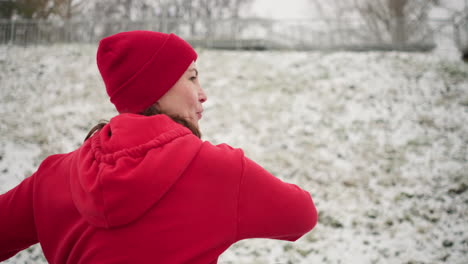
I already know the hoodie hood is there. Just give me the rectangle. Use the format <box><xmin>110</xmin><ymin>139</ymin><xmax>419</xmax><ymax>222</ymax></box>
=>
<box><xmin>70</xmin><ymin>114</ymin><xmax>202</xmax><ymax>228</ymax></box>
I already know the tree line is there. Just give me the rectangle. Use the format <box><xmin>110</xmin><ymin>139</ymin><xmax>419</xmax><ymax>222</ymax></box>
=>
<box><xmin>310</xmin><ymin>0</ymin><xmax>442</xmax><ymax>45</ymax></box>
<box><xmin>1</xmin><ymin>0</ymin><xmax>465</xmax><ymax>52</ymax></box>
<box><xmin>0</xmin><ymin>0</ymin><xmax>254</xmax><ymax>21</ymax></box>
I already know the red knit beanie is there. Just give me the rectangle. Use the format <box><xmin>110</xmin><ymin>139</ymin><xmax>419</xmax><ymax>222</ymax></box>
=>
<box><xmin>97</xmin><ymin>31</ymin><xmax>197</xmax><ymax>113</ymax></box>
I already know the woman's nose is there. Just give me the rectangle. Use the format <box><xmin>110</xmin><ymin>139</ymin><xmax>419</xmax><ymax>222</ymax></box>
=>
<box><xmin>199</xmin><ymin>87</ymin><xmax>207</xmax><ymax>103</ymax></box>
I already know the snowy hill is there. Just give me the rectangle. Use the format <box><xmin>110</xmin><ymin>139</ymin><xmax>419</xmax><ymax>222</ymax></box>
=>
<box><xmin>0</xmin><ymin>45</ymin><xmax>467</xmax><ymax>263</ymax></box>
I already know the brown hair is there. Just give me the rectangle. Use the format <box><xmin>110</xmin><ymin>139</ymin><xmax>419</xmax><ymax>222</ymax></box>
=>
<box><xmin>84</xmin><ymin>104</ymin><xmax>201</xmax><ymax>141</ymax></box>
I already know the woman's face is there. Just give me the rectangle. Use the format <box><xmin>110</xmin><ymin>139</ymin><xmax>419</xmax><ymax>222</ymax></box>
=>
<box><xmin>156</xmin><ymin>61</ymin><xmax>207</xmax><ymax>128</ymax></box>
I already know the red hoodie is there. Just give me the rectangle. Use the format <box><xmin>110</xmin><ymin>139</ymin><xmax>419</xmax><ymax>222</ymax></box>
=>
<box><xmin>0</xmin><ymin>114</ymin><xmax>318</xmax><ymax>263</ymax></box>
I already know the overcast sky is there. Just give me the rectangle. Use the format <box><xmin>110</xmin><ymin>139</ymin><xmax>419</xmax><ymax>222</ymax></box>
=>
<box><xmin>250</xmin><ymin>0</ymin><xmax>314</xmax><ymax>19</ymax></box>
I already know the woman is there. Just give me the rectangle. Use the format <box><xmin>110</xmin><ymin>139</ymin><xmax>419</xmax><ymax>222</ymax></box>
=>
<box><xmin>0</xmin><ymin>31</ymin><xmax>318</xmax><ymax>263</ymax></box>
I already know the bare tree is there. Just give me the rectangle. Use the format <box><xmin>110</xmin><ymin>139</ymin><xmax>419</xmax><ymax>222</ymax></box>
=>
<box><xmin>0</xmin><ymin>0</ymin><xmax>16</xmax><ymax>19</ymax></box>
<box><xmin>310</xmin><ymin>0</ymin><xmax>438</xmax><ymax>46</ymax></box>
<box><xmin>356</xmin><ymin>0</ymin><xmax>437</xmax><ymax>44</ymax></box>
<box><xmin>148</xmin><ymin>0</ymin><xmax>252</xmax><ymax>37</ymax></box>
<box><xmin>191</xmin><ymin>0</ymin><xmax>253</xmax><ymax>37</ymax></box>
<box><xmin>0</xmin><ymin>0</ymin><xmax>87</xmax><ymax>19</ymax></box>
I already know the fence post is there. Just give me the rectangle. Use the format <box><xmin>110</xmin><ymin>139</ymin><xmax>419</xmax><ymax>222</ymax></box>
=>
<box><xmin>65</xmin><ymin>19</ymin><xmax>70</xmax><ymax>43</ymax></box>
<box><xmin>9</xmin><ymin>18</ymin><xmax>15</xmax><ymax>45</ymax></box>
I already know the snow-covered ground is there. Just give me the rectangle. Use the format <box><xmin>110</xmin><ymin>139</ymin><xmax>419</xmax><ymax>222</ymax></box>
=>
<box><xmin>0</xmin><ymin>45</ymin><xmax>467</xmax><ymax>264</ymax></box>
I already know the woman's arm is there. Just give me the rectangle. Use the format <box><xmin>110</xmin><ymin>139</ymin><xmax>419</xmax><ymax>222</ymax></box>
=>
<box><xmin>236</xmin><ymin>156</ymin><xmax>318</xmax><ymax>241</ymax></box>
<box><xmin>0</xmin><ymin>174</ymin><xmax>38</xmax><ymax>261</ymax></box>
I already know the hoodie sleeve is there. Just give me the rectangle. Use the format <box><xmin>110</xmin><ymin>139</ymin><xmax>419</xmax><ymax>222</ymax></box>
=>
<box><xmin>236</xmin><ymin>156</ymin><xmax>318</xmax><ymax>241</ymax></box>
<box><xmin>0</xmin><ymin>174</ymin><xmax>38</xmax><ymax>261</ymax></box>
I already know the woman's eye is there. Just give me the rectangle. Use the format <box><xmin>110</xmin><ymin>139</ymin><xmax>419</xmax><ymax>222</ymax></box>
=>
<box><xmin>190</xmin><ymin>76</ymin><xmax>197</xmax><ymax>81</ymax></box>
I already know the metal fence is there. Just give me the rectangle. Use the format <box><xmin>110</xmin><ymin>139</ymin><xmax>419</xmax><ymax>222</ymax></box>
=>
<box><xmin>0</xmin><ymin>17</ymin><xmax>451</xmax><ymax>51</ymax></box>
